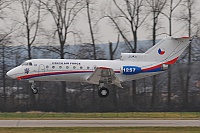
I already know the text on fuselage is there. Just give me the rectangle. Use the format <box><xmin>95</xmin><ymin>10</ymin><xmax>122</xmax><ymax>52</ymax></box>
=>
<box><xmin>51</xmin><ymin>62</ymin><xmax>81</xmax><ymax>65</ymax></box>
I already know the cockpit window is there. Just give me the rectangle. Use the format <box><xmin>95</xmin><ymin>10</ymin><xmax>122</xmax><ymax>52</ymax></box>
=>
<box><xmin>22</xmin><ymin>62</ymin><xmax>28</xmax><ymax>66</ymax></box>
<box><xmin>22</xmin><ymin>62</ymin><xmax>33</xmax><ymax>66</ymax></box>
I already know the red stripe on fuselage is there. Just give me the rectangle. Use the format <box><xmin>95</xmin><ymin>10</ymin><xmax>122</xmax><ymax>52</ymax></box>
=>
<box><xmin>142</xmin><ymin>57</ymin><xmax>179</xmax><ymax>71</ymax></box>
<box><xmin>164</xmin><ymin>57</ymin><xmax>179</xmax><ymax>65</ymax></box>
<box><xmin>142</xmin><ymin>64</ymin><xmax>162</xmax><ymax>71</ymax></box>
<box><xmin>17</xmin><ymin>70</ymin><xmax>121</xmax><ymax>80</ymax></box>
<box><xmin>17</xmin><ymin>70</ymin><xmax>93</xmax><ymax>80</ymax></box>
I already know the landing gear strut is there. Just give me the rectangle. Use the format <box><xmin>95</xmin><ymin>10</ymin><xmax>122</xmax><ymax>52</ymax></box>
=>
<box><xmin>98</xmin><ymin>82</ymin><xmax>109</xmax><ymax>98</ymax></box>
<box><xmin>30</xmin><ymin>81</ymin><xmax>38</xmax><ymax>94</ymax></box>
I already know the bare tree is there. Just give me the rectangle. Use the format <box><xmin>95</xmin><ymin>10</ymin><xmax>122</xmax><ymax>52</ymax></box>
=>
<box><xmin>0</xmin><ymin>0</ymin><xmax>10</xmax><ymax>18</ymax></box>
<box><xmin>146</xmin><ymin>0</ymin><xmax>167</xmax><ymax>108</ymax></box>
<box><xmin>109</xmin><ymin>34</ymin><xmax>120</xmax><ymax>110</ymax></box>
<box><xmin>40</xmin><ymin>0</ymin><xmax>84</xmax><ymax>111</ymax></box>
<box><xmin>109</xmin><ymin>34</ymin><xmax>120</xmax><ymax>60</ymax></box>
<box><xmin>17</xmin><ymin>0</ymin><xmax>41</xmax><ymax>60</ymax></box>
<box><xmin>85</xmin><ymin>0</ymin><xmax>97</xmax><ymax>60</ymax></box>
<box><xmin>85</xmin><ymin>0</ymin><xmax>97</xmax><ymax>108</ymax></box>
<box><xmin>146</xmin><ymin>0</ymin><xmax>167</xmax><ymax>45</ymax></box>
<box><xmin>161</xmin><ymin>0</ymin><xmax>182</xmax><ymax>109</ymax></box>
<box><xmin>162</xmin><ymin>0</ymin><xmax>182</xmax><ymax>36</ymax></box>
<box><xmin>16</xmin><ymin>0</ymin><xmax>42</xmax><ymax>109</ymax></box>
<box><xmin>178</xmin><ymin>0</ymin><xmax>196</xmax><ymax>107</ymax></box>
<box><xmin>0</xmin><ymin>0</ymin><xmax>15</xmax><ymax>111</ymax></box>
<box><xmin>39</xmin><ymin>0</ymin><xmax>84</xmax><ymax>59</ymax></box>
<box><xmin>109</xmin><ymin>0</ymin><xmax>148</xmax><ymax>53</ymax></box>
<box><xmin>0</xmin><ymin>33</ymin><xmax>12</xmax><ymax>111</ymax></box>
<box><xmin>104</xmin><ymin>0</ymin><xmax>148</xmax><ymax>105</ymax></box>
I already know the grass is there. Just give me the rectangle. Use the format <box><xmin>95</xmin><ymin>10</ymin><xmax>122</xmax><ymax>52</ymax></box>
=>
<box><xmin>0</xmin><ymin>112</ymin><xmax>199</xmax><ymax>120</ymax></box>
<box><xmin>0</xmin><ymin>127</ymin><xmax>200</xmax><ymax>133</ymax></box>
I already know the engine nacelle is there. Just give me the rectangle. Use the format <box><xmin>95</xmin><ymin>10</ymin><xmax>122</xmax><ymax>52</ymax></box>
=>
<box><xmin>121</xmin><ymin>66</ymin><xmax>142</xmax><ymax>75</ymax></box>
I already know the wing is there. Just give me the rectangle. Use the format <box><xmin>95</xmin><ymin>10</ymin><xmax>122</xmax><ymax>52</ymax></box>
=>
<box><xmin>87</xmin><ymin>67</ymin><xmax>122</xmax><ymax>88</ymax></box>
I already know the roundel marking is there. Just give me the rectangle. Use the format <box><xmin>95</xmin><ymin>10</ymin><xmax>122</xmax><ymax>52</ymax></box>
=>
<box><xmin>158</xmin><ymin>48</ymin><xmax>165</xmax><ymax>55</ymax></box>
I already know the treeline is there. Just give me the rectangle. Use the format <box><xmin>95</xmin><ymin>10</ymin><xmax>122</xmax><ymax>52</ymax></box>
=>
<box><xmin>0</xmin><ymin>0</ymin><xmax>200</xmax><ymax>112</ymax></box>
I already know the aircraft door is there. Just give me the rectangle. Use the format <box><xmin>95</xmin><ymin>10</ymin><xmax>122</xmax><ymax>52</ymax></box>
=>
<box><xmin>38</xmin><ymin>64</ymin><xmax>45</xmax><ymax>73</ymax></box>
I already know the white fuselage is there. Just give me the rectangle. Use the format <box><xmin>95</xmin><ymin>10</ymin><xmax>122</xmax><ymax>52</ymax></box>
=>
<box><xmin>7</xmin><ymin>59</ymin><xmax>163</xmax><ymax>84</ymax></box>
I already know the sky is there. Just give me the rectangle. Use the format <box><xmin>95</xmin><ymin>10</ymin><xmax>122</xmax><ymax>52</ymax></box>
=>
<box><xmin>88</xmin><ymin>0</ymin><xmax>200</xmax><ymax>42</ymax></box>
<box><xmin>1</xmin><ymin>0</ymin><xmax>200</xmax><ymax>45</ymax></box>
<box><xmin>94</xmin><ymin>0</ymin><xmax>200</xmax><ymax>42</ymax></box>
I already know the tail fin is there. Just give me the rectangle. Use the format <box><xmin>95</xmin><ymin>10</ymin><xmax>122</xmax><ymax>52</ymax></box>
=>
<box><xmin>145</xmin><ymin>36</ymin><xmax>191</xmax><ymax>64</ymax></box>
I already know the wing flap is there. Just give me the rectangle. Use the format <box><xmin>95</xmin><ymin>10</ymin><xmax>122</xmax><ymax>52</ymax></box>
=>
<box><xmin>87</xmin><ymin>67</ymin><xmax>122</xmax><ymax>88</ymax></box>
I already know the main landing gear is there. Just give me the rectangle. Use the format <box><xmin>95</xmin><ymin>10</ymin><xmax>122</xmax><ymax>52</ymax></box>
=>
<box><xmin>98</xmin><ymin>82</ymin><xmax>109</xmax><ymax>98</ymax></box>
<box><xmin>30</xmin><ymin>81</ymin><xmax>38</xmax><ymax>94</ymax></box>
<box><xmin>98</xmin><ymin>87</ymin><xmax>109</xmax><ymax>98</ymax></box>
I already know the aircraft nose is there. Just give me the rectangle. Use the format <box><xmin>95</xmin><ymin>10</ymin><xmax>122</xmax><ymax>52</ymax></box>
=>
<box><xmin>6</xmin><ymin>69</ymin><xmax>16</xmax><ymax>78</ymax></box>
<box><xmin>7</xmin><ymin>69</ymin><xmax>12</xmax><ymax>77</ymax></box>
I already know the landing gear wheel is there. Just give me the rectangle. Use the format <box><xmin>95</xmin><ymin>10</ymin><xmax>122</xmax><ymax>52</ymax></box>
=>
<box><xmin>32</xmin><ymin>88</ymin><xmax>38</xmax><ymax>94</ymax></box>
<box><xmin>31</xmin><ymin>84</ymin><xmax>38</xmax><ymax>94</ymax></box>
<box><xmin>98</xmin><ymin>87</ymin><xmax>109</xmax><ymax>98</ymax></box>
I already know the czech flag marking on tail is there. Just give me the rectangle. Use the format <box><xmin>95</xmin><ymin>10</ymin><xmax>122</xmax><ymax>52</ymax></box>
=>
<box><xmin>158</xmin><ymin>48</ymin><xmax>165</xmax><ymax>55</ymax></box>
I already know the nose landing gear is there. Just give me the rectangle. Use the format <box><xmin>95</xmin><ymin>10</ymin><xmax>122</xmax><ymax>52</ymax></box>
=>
<box><xmin>30</xmin><ymin>81</ymin><xmax>38</xmax><ymax>94</ymax></box>
<box><xmin>31</xmin><ymin>84</ymin><xmax>38</xmax><ymax>94</ymax></box>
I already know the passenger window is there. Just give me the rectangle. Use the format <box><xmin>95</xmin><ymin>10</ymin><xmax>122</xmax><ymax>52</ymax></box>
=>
<box><xmin>87</xmin><ymin>66</ymin><xmax>90</xmax><ymax>69</ymax></box>
<box><xmin>66</xmin><ymin>66</ymin><xmax>69</xmax><ymax>69</ymax></box>
<box><xmin>52</xmin><ymin>66</ymin><xmax>55</xmax><ymax>69</ymax></box>
<box><xmin>59</xmin><ymin>66</ymin><xmax>62</xmax><ymax>69</ymax></box>
<box><xmin>73</xmin><ymin>66</ymin><xmax>76</xmax><ymax>69</ymax></box>
<box><xmin>29</xmin><ymin>62</ymin><xmax>32</xmax><ymax>66</ymax></box>
<box><xmin>46</xmin><ymin>66</ymin><xmax>49</xmax><ymax>68</ymax></box>
<box><xmin>80</xmin><ymin>66</ymin><xmax>83</xmax><ymax>69</ymax></box>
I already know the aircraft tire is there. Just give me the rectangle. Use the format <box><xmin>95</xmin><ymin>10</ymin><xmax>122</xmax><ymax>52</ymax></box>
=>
<box><xmin>98</xmin><ymin>87</ymin><xmax>109</xmax><ymax>98</ymax></box>
<box><xmin>32</xmin><ymin>88</ymin><xmax>38</xmax><ymax>94</ymax></box>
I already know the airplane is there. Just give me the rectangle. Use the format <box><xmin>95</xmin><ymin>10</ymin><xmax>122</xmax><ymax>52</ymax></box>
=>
<box><xmin>7</xmin><ymin>36</ymin><xmax>191</xmax><ymax>98</ymax></box>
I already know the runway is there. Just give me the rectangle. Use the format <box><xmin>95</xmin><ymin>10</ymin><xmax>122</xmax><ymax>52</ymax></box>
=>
<box><xmin>0</xmin><ymin>120</ymin><xmax>199</xmax><ymax>127</ymax></box>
